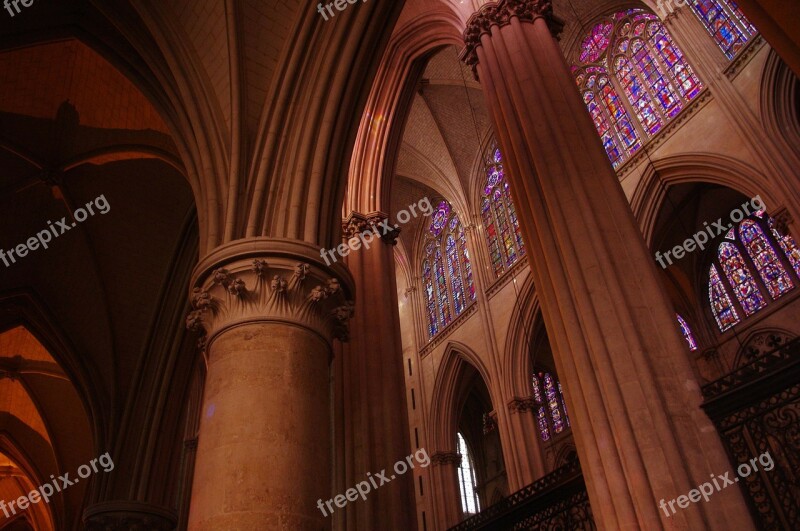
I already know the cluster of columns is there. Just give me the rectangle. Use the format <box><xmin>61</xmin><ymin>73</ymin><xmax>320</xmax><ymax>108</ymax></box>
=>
<box><xmin>457</xmin><ymin>0</ymin><xmax>756</xmax><ymax>529</ymax></box>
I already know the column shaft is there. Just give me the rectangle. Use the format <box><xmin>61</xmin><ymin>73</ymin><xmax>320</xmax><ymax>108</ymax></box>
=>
<box><xmin>188</xmin><ymin>322</ymin><xmax>331</xmax><ymax>530</ymax></box>
<box><xmin>462</xmin><ymin>3</ymin><xmax>753</xmax><ymax>528</ymax></box>
<box><xmin>338</xmin><ymin>212</ymin><xmax>416</xmax><ymax>530</ymax></box>
<box><xmin>184</xmin><ymin>239</ymin><xmax>355</xmax><ymax>530</ymax></box>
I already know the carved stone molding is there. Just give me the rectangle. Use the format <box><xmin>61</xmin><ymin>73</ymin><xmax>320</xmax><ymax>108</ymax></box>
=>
<box><xmin>461</xmin><ymin>0</ymin><xmax>564</xmax><ymax>70</ymax></box>
<box><xmin>187</xmin><ymin>239</ymin><xmax>355</xmax><ymax>348</ymax></box>
<box><xmin>431</xmin><ymin>451</ymin><xmax>462</xmax><ymax>466</ymax></box>
<box><xmin>508</xmin><ymin>396</ymin><xmax>539</xmax><ymax>414</ymax></box>
<box><xmin>342</xmin><ymin>210</ymin><xmax>400</xmax><ymax>245</ymax></box>
<box><xmin>83</xmin><ymin>501</ymin><xmax>176</xmax><ymax>531</ymax></box>
<box><xmin>772</xmin><ymin>208</ymin><xmax>793</xmax><ymax>236</ymax></box>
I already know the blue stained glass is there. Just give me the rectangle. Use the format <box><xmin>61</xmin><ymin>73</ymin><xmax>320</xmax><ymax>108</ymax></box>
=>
<box><xmin>544</xmin><ymin>373</ymin><xmax>565</xmax><ymax>434</ymax></box>
<box><xmin>690</xmin><ymin>0</ymin><xmax>754</xmax><ymax>59</ymax></box>
<box><xmin>482</xmin><ymin>197</ymin><xmax>503</xmax><ymax>277</ymax></box>
<box><xmin>718</xmin><ymin>242</ymin><xmax>767</xmax><ymax>315</ymax></box>
<box><xmin>574</xmin><ymin>11</ymin><xmax>705</xmax><ymax>168</ymax></box>
<box><xmin>580</xmin><ymin>21</ymin><xmax>614</xmax><ymax>63</ymax></box>
<box><xmin>676</xmin><ymin>313</ymin><xmax>698</xmax><ymax>351</ymax></box>
<box><xmin>740</xmin><ymin>220</ymin><xmax>794</xmax><ymax>299</ymax></box>
<box><xmin>557</xmin><ymin>381</ymin><xmax>570</xmax><ymax>427</ymax></box>
<box><xmin>537</xmin><ymin>407</ymin><xmax>550</xmax><ymax>441</ymax></box>
<box><xmin>430</xmin><ymin>200</ymin><xmax>451</xmax><ymax>236</ymax></box>
<box><xmin>446</xmin><ymin>234</ymin><xmax>466</xmax><ymax>315</ymax></box>
<box><xmin>770</xmin><ymin>218</ymin><xmax>800</xmax><ymax>279</ymax></box>
<box><xmin>457</xmin><ymin>222</ymin><xmax>476</xmax><ymax>301</ymax></box>
<box><xmin>709</xmin><ymin>264</ymin><xmax>740</xmax><ymax>331</ymax></box>
<box><xmin>423</xmin><ymin>258</ymin><xmax>438</xmax><ymax>338</ymax></box>
<box><xmin>483</xmin><ymin>146</ymin><xmax>525</xmax><ymax>274</ymax></box>
<box><xmin>434</xmin><ymin>247</ymin><xmax>451</xmax><ymax>326</ymax></box>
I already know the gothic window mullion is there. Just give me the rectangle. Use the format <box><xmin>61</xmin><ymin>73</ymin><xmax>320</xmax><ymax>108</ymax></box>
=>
<box><xmin>605</xmin><ymin>72</ymin><xmax>649</xmax><ymax>145</ymax></box>
<box><xmin>630</xmin><ymin>43</ymin><xmax>673</xmax><ymax>125</ymax></box>
<box><xmin>764</xmin><ymin>219</ymin><xmax>800</xmax><ymax>286</ymax></box>
<box><xmin>735</xmin><ymin>238</ymin><xmax>775</xmax><ymax>303</ymax></box>
<box><xmin>442</xmin><ymin>239</ymin><xmax>458</xmax><ymax>322</ymax></box>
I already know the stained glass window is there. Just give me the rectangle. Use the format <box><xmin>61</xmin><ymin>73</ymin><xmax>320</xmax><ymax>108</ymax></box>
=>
<box><xmin>572</xmin><ymin>10</ymin><xmax>703</xmax><ymax>168</ymax></box>
<box><xmin>709</xmin><ymin>264</ymin><xmax>740</xmax><ymax>331</ymax></box>
<box><xmin>457</xmin><ymin>433</ymin><xmax>480</xmax><ymax>515</ymax></box>
<box><xmin>688</xmin><ymin>0</ymin><xmax>756</xmax><ymax>59</ymax></box>
<box><xmin>558</xmin><ymin>381</ymin><xmax>570</xmax><ymax>428</ymax></box>
<box><xmin>739</xmin><ymin>220</ymin><xmax>794</xmax><ymax>299</ymax></box>
<box><xmin>707</xmin><ymin>213</ymin><xmax>800</xmax><ymax>332</ymax></box>
<box><xmin>718</xmin><ymin>242</ymin><xmax>767</xmax><ymax>315</ymax></box>
<box><xmin>676</xmin><ymin>313</ymin><xmax>698</xmax><ymax>351</ymax></box>
<box><xmin>423</xmin><ymin>255</ymin><xmax>438</xmax><ymax>337</ymax></box>
<box><xmin>482</xmin><ymin>145</ymin><xmax>526</xmax><ymax>277</ymax></box>
<box><xmin>536</xmin><ymin>407</ymin><xmax>550</xmax><ymax>441</ymax></box>
<box><xmin>770</xmin><ymin>218</ymin><xmax>800</xmax><ymax>278</ymax></box>
<box><xmin>423</xmin><ymin>201</ymin><xmax>476</xmax><ymax>338</ymax></box>
<box><xmin>531</xmin><ymin>372</ymin><xmax>570</xmax><ymax>441</ymax></box>
<box><xmin>433</xmin><ymin>247</ymin><xmax>452</xmax><ymax>329</ymax></box>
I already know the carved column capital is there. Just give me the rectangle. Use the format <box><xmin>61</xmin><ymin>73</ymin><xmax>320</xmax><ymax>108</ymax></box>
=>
<box><xmin>342</xmin><ymin>211</ymin><xmax>400</xmax><ymax>245</ymax></box>
<box><xmin>187</xmin><ymin>239</ymin><xmax>355</xmax><ymax>348</ymax></box>
<box><xmin>431</xmin><ymin>451</ymin><xmax>462</xmax><ymax>466</ymax></box>
<box><xmin>508</xmin><ymin>396</ymin><xmax>539</xmax><ymax>413</ymax></box>
<box><xmin>461</xmin><ymin>0</ymin><xmax>564</xmax><ymax>70</ymax></box>
<box><xmin>83</xmin><ymin>501</ymin><xmax>176</xmax><ymax>531</ymax></box>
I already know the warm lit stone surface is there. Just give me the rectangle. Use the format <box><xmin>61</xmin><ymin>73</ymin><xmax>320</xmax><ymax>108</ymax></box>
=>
<box><xmin>188</xmin><ymin>322</ymin><xmax>331</xmax><ymax>530</ymax></box>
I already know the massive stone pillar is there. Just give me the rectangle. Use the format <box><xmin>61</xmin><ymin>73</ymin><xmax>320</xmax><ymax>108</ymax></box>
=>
<box><xmin>734</xmin><ymin>0</ymin><xmax>800</xmax><ymax>77</ymax></box>
<box><xmin>461</xmin><ymin>1</ymin><xmax>753</xmax><ymax>529</ymax></box>
<box><xmin>336</xmin><ymin>211</ymin><xmax>416</xmax><ymax>530</ymax></box>
<box><xmin>185</xmin><ymin>239</ymin><xmax>354</xmax><ymax>530</ymax></box>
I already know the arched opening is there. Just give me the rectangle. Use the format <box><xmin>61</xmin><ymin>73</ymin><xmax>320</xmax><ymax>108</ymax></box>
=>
<box><xmin>453</xmin><ymin>360</ymin><xmax>508</xmax><ymax>520</ymax></box>
<box><xmin>0</xmin><ymin>325</ymin><xmax>93</xmax><ymax>530</ymax></box>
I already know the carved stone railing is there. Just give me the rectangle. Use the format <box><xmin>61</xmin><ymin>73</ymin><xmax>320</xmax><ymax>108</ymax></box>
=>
<box><xmin>448</xmin><ymin>459</ymin><xmax>594</xmax><ymax>530</ymax></box>
<box><xmin>701</xmin><ymin>336</ymin><xmax>800</xmax><ymax>530</ymax></box>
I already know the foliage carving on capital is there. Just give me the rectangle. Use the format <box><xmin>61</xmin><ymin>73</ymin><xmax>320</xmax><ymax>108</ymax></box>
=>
<box><xmin>342</xmin><ymin>211</ymin><xmax>400</xmax><ymax>245</ymax></box>
<box><xmin>186</xmin><ymin>258</ymin><xmax>355</xmax><ymax>347</ymax></box>
<box><xmin>431</xmin><ymin>451</ymin><xmax>463</xmax><ymax>466</ymax></box>
<box><xmin>508</xmin><ymin>396</ymin><xmax>539</xmax><ymax>413</ymax></box>
<box><xmin>461</xmin><ymin>0</ymin><xmax>564</xmax><ymax>69</ymax></box>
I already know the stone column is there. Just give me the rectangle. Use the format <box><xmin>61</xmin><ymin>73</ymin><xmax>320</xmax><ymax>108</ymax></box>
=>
<box><xmin>185</xmin><ymin>239</ymin><xmax>354</xmax><ymax>530</ymax></box>
<box><xmin>461</xmin><ymin>1</ymin><xmax>753</xmax><ymax>529</ymax></box>
<box><xmin>734</xmin><ymin>0</ymin><xmax>800</xmax><ymax>77</ymax></box>
<box><xmin>506</xmin><ymin>397</ymin><xmax>547</xmax><ymax>486</ymax></box>
<box><xmin>430</xmin><ymin>451</ymin><xmax>463</xmax><ymax>529</ymax></box>
<box><xmin>337</xmin><ymin>211</ymin><xmax>416</xmax><ymax>531</ymax></box>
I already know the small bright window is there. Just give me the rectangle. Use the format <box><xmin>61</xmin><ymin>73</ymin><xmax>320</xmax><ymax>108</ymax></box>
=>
<box><xmin>456</xmin><ymin>432</ymin><xmax>480</xmax><ymax>516</ymax></box>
